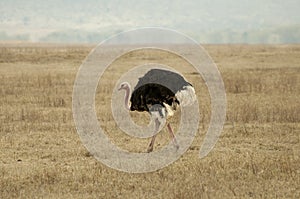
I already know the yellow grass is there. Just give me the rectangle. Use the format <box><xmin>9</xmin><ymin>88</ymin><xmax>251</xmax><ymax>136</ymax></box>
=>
<box><xmin>0</xmin><ymin>43</ymin><xmax>299</xmax><ymax>198</ymax></box>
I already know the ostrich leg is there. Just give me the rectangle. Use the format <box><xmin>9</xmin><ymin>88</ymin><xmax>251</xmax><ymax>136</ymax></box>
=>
<box><xmin>167</xmin><ymin>123</ymin><xmax>179</xmax><ymax>150</ymax></box>
<box><xmin>147</xmin><ymin>118</ymin><xmax>160</xmax><ymax>153</ymax></box>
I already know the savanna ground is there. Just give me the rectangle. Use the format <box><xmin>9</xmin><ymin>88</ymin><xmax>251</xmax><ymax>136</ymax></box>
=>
<box><xmin>0</xmin><ymin>42</ymin><xmax>299</xmax><ymax>198</ymax></box>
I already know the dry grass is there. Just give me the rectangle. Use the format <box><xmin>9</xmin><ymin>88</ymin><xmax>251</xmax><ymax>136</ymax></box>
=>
<box><xmin>0</xmin><ymin>43</ymin><xmax>299</xmax><ymax>198</ymax></box>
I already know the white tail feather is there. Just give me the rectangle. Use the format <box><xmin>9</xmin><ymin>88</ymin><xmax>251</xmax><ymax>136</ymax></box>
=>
<box><xmin>175</xmin><ymin>85</ymin><xmax>197</xmax><ymax>106</ymax></box>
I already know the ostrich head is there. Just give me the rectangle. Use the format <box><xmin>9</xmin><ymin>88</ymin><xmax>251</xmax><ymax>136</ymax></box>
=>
<box><xmin>118</xmin><ymin>82</ymin><xmax>130</xmax><ymax>91</ymax></box>
<box><xmin>118</xmin><ymin>82</ymin><xmax>131</xmax><ymax>110</ymax></box>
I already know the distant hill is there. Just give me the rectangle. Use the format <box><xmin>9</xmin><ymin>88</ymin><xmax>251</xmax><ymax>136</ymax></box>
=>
<box><xmin>0</xmin><ymin>0</ymin><xmax>300</xmax><ymax>43</ymax></box>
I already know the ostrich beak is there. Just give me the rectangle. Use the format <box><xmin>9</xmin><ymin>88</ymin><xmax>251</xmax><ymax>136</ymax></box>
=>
<box><xmin>118</xmin><ymin>86</ymin><xmax>122</xmax><ymax>91</ymax></box>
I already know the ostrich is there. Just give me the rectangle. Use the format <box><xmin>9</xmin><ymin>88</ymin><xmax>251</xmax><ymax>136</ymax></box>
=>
<box><xmin>118</xmin><ymin>68</ymin><xmax>196</xmax><ymax>152</ymax></box>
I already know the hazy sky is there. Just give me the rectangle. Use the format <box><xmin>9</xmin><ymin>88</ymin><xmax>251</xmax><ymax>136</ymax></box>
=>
<box><xmin>1</xmin><ymin>0</ymin><xmax>299</xmax><ymax>43</ymax></box>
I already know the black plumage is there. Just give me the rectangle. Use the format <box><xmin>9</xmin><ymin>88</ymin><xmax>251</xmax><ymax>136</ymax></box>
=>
<box><xmin>130</xmin><ymin>69</ymin><xmax>191</xmax><ymax>112</ymax></box>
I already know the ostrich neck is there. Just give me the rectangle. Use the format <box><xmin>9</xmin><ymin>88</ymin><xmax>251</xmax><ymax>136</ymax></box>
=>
<box><xmin>124</xmin><ymin>86</ymin><xmax>131</xmax><ymax>110</ymax></box>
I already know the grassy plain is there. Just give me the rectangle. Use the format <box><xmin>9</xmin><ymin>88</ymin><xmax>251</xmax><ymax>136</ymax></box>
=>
<box><xmin>0</xmin><ymin>42</ymin><xmax>299</xmax><ymax>198</ymax></box>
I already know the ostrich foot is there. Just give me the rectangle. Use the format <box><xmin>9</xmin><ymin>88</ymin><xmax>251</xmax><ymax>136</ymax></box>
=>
<box><xmin>147</xmin><ymin>145</ymin><xmax>154</xmax><ymax>153</ymax></box>
<box><xmin>174</xmin><ymin>143</ymin><xmax>179</xmax><ymax>151</ymax></box>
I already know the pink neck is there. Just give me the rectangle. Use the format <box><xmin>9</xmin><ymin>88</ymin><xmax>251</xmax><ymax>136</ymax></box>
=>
<box><xmin>124</xmin><ymin>86</ymin><xmax>131</xmax><ymax>110</ymax></box>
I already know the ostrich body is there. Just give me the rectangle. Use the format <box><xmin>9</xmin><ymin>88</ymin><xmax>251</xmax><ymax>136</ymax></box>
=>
<box><xmin>118</xmin><ymin>68</ymin><xmax>196</xmax><ymax>152</ymax></box>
